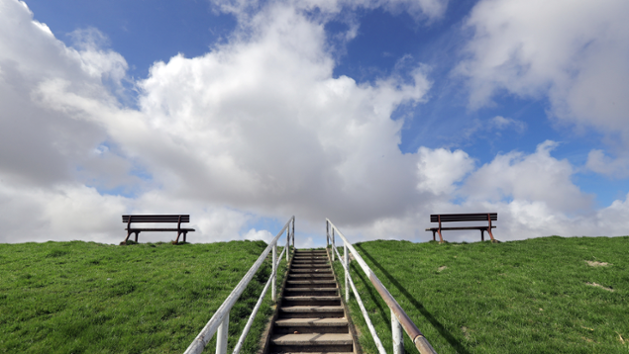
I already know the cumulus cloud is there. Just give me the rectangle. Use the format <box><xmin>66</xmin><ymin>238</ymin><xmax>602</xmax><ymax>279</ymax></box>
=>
<box><xmin>586</xmin><ymin>150</ymin><xmax>629</xmax><ymax>178</ymax></box>
<box><xmin>462</xmin><ymin>141</ymin><xmax>593</xmax><ymax>212</ymax></box>
<box><xmin>0</xmin><ymin>0</ymin><xmax>434</xmax><ymax>243</ymax></box>
<box><xmin>458</xmin><ymin>0</ymin><xmax>629</xmax><ymax>147</ymax></box>
<box><xmin>121</xmin><ymin>4</ymin><xmax>432</xmax><ymax>227</ymax></box>
<box><xmin>416</xmin><ymin>147</ymin><xmax>474</xmax><ymax>195</ymax></box>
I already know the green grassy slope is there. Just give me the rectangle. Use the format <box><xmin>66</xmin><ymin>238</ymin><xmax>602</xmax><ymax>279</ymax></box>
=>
<box><xmin>0</xmin><ymin>240</ymin><xmax>286</xmax><ymax>354</ymax></box>
<box><xmin>332</xmin><ymin>236</ymin><xmax>629</xmax><ymax>354</ymax></box>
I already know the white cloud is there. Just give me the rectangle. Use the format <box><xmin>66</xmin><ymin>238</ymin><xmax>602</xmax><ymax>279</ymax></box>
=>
<box><xmin>586</xmin><ymin>149</ymin><xmax>629</xmax><ymax>178</ymax></box>
<box><xmin>244</xmin><ymin>228</ymin><xmax>275</xmax><ymax>243</ymax></box>
<box><xmin>0</xmin><ymin>0</ymin><xmax>433</xmax><ymax>243</ymax></box>
<box><xmin>491</xmin><ymin>115</ymin><xmax>525</xmax><ymax>133</ymax></box>
<box><xmin>121</xmin><ymin>4</ymin><xmax>432</xmax><ymax>226</ymax></box>
<box><xmin>462</xmin><ymin>140</ymin><xmax>593</xmax><ymax>212</ymax></box>
<box><xmin>416</xmin><ymin>147</ymin><xmax>474</xmax><ymax>195</ymax></box>
<box><xmin>458</xmin><ymin>0</ymin><xmax>629</xmax><ymax>145</ymax></box>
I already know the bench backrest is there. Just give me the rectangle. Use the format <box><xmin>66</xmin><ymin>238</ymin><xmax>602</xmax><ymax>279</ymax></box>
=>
<box><xmin>430</xmin><ymin>213</ymin><xmax>497</xmax><ymax>223</ymax></box>
<box><xmin>122</xmin><ymin>215</ymin><xmax>190</xmax><ymax>223</ymax></box>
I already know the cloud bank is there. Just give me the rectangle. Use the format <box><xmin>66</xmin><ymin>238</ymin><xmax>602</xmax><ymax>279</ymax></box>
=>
<box><xmin>0</xmin><ymin>0</ymin><xmax>628</xmax><ymax>245</ymax></box>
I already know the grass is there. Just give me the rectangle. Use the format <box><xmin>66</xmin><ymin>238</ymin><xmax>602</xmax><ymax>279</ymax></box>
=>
<box><xmin>0</xmin><ymin>240</ymin><xmax>288</xmax><ymax>354</ymax></box>
<box><xmin>331</xmin><ymin>236</ymin><xmax>629</xmax><ymax>354</ymax></box>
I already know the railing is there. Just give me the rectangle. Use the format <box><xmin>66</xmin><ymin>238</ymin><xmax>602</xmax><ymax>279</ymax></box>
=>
<box><xmin>184</xmin><ymin>216</ymin><xmax>295</xmax><ymax>354</ymax></box>
<box><xmin>326</xmin><ymin>218</ymin><xmax>437</xmax><ymax>354</ymax></box>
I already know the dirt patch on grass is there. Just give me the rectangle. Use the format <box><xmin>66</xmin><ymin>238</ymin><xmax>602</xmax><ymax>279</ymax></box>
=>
<box><xmin>438</xmin><ymin>266</ymin><xmax>447</xmax><ymax>272</ymax></box>
<box><xmin>586</xmin><ymin>282</ymin><xmax>614</xmax><ymax>292</ymax></box>
<box><xmin>585</xmin><ymin>260</ymin><xmax>610</xmax><ymax>267</ymax></box>
<box><xmin>461</xmin><ymin>326</ymin><xmax>471</xmax><ymax>340</ymax></box>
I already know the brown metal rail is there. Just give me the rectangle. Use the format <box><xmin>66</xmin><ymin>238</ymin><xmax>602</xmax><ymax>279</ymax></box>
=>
<box><xmin>326</xmin><ymin>219</ymin><xmax>438</xmax><ymax>354</ymax></box>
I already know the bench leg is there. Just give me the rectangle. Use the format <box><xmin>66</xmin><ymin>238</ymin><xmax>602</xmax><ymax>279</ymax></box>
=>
<box><xmin>432</xmin><ymin>230</ymin><xmax>436</xmax><ymax>242</ymax></box>
<box><xmin>481</xmin><ymin>229</ymin><xmax>484</xmax><ymax>242</ymax></box>
<box><xmin>174</xmin><ymin>231</ymin><xmax>181</xmax><ymax>244</ymax></box>
<box><xmin>134</xmin><ymin>232</ymin><xmax>139</xmax><ymax>243</ymax></box>
<box><xmin>183</xmin><ymin>232</ymin><xmax>187</xmax><ymax>243</ymax></box>
<box><xmin>437</xmin><ymin>229</ymin><xmax>444</xmax><ymax>244</ymax></box>
<box><xmin>124</xmin><ymin>231</ymin><xmax>132</xmax><ymax>244</ymax></box>
<box><xmin>487</xmin><ymin>228</ymin><xmax>496</xmax><ymax>243</ymax></box>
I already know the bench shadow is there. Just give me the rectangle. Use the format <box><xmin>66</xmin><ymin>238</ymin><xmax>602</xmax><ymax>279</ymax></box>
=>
<box><xmin>355</xmin><ymin>244</ymin><xmax>472</xmax><ymax>354</ymax></box>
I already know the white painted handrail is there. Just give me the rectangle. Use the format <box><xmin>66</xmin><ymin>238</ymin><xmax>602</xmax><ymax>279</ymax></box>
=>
<box><xmin>184</xmin><ymin>216</ymin><xmax>295</xmax><ymax>354</ymax></box>
<box><xmin>331</xmin><ymin>243</ymin><xmax>387</xmax><ymax>354</ymax></box>
<box><xmin>326</xmin><ymin>219</ymin><xmax>438</xmax><ymax>354</ymax></box>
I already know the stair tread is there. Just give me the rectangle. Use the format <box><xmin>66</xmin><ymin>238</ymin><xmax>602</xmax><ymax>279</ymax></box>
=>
<box><xmin>288</xmin><ymin>280</ymin><xmax>336</xmax><ymax>283</ymax></box>
<box><xmin>284</xmin><ymin>296</ymin><xmax>340</xmax><ymax>301</ymax></box>
<box><xmin>281</xmin><ymin>306</ymin><xmax>344</xmax><ymax>312</ymax></box>
<box><xmin>269</xmin><ymin>352</ymin><xmax>351</xmax><ymax>354</ymax></box>
<box><xmin>275</xmin><ymin>318</ymin><xmax>348</xmax><ymax>326</ymax></box>
<box><xmin>271</xmin><ymin>333</ymin><xmax>353</xmax><ymax>345</ymax></box>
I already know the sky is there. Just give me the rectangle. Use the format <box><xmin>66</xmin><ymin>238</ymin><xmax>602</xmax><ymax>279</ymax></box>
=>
<box><xmin>1</xmin><ymin>0</ymin><xmax>629</xmax><ymax>247</ymax></box>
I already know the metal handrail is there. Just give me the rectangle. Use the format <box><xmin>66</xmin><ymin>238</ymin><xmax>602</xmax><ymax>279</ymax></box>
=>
<box><xmin>326</xmin><ymin>218</ymin><xmax>438</xmax><ymax>354</ymax></box>
<box><xmin>184</xmin><ymin>216</ymin><xmax>295</xmax><ymax>354</ymax></box>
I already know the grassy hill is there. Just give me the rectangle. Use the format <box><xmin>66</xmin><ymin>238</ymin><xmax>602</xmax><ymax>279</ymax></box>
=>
<box><xmin>2</xmin><ymin>236</ymin><xmax>627</xmax><ymax>354</ymax></box>
<box><xmin>332</xmin><ymin>236</ymin><xmax>629</xmax><ymax>354</ymax></box>
<box><xmin>0</xmin><ymin>240</ymin><xmax>286</xmax><ymax>354</ymax></box>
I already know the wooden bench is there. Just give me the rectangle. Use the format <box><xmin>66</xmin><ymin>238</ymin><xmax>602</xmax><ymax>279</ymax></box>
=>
<box><xmin>121</xmin><ymin>215</ymin><xmax>195</xmax><ymax>244</ymax></box>
<box><xmin>426</xmin><ymin>213</ymin><xmax>497</xmax><ymax>243</ymax></box>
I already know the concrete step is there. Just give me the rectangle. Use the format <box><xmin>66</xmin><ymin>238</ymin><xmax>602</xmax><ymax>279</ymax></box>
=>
<box><xmin>282</xmin><ymin>295</ymin><xmax>341</xmax><ymax>307</ymax></box>
<box><xmin>288</xmin><ymin>273</ymin><xmax>334</xmax><ymax>279</ymax></box>
<box><xmin>291</xmin><ymin>264</ymin><xmax>332</xmax><ymax>269</ymax></box>
<box><xmin>286</xmin><ymin>280</ymin><xmax>337</xmax><ymax>288</ymax></box>
<box><xmin>293</xmin><ymin>255</ymin><xmax>327</xmax><ymax>258</ymax></box>
<box><xmin>279</xmin><ymin>306</ymin><xmax>345</xmax><ymax>318</ymax></box>
<box><xmin>284</xmin><ymin>288</ymin><xmax>338</xmax><ymax>296</ymax></box>
<box><xmin>288</xmin><ymin>268</ymin><xmax>332</xmax><ymax>274</ymax></box>
<box><xmin>269</xmin><ymin>352</ymin><xmax>351</xmax><ymax>354</ymax></box>
<box><xmin>293</xmin><ymin>255</ymin><xmax>328</xmax><ymax>258</ymax></box>
<box><xmin>274</xmin><ymin>318</ymin><xmax>349</xmax><ymax>334</ymax></box>
<box><xmin>270</xmin><ymin>333</ymin><xmax>353</xmax><ymax>353</ymax></box>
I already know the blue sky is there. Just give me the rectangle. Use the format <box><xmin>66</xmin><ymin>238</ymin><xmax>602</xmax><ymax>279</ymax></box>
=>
<box><xmin>1</xmin><ymin>0</ymin><xmax>628</xmax><ymax>245</ymax></box>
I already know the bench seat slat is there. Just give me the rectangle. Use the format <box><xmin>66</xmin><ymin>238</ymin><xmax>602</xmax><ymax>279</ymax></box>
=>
<box><xmin>126</xmin><ymin>228</ymin><xmax>195</xmax><ymax>232</ymax></box>
<box><xmin>425</xmin><ymin>226</ymin><xmax>496</xmax><ymax>231</ymax></box>
<box><xmin>430</xmin><ymin>213</ymin><xmax>497</xmax><ymax>222</ymax></box>
<box><xmin>122</xmin><ymin>215</ymin><xmax>190</xmax><ymax>223</ymax></box>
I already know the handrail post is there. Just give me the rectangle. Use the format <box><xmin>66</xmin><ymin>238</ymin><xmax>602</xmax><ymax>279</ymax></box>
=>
<box><xmin>326</xmin><ymin>221</ymin><xmax>329</xmax><ymax>248</ymax></box>
<box><xmin>216</xmin><ymin>312</ymin><xmax>229</xmax><ymax>354</ymax></box>
<box><xmin>331</xmin><ymin>229</ymin><xmax>335</xmax><ymax>261</ymax></box>
<box><xmin>344</xmin><ymin>244</ymin><xmax>349</xmax><ymax>302</ymax></box>
<box><xmin>392</xmin><ymin>309</ymin><xmax>404</xmax><ymax>354</ymax></box>
<box><xmin>272</xmin><ymin>242</ymin><xmax>277</xmax><ymax>302</ymax></box>
<box><xmin>286</xmin><ymin>228</ymin><xmax>289</xmax><ymax>262</ymax></box>
<box><xmin>292</xmin><ymin>218</ymin><xmax>295</xmax><ymax>249</ymax></box>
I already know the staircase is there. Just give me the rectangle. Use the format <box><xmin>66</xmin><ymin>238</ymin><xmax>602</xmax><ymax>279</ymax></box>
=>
<box><xmin>266</xmin><ymin>249</ymin><xmax>356</xmax><ymax>354</ymax></box>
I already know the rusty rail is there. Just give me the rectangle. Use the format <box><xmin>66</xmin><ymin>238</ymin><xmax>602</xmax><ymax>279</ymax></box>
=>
<box><xmin>326</xmin><ymin>219</ymin><xmax>438</xmax><ymax>354</ymax></box>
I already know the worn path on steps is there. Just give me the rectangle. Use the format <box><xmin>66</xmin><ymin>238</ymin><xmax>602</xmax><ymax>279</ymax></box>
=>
<box><xmin>267</xmin><ymin>249</ymin><xmax>357</xmax><ymax>354</ymax></box>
